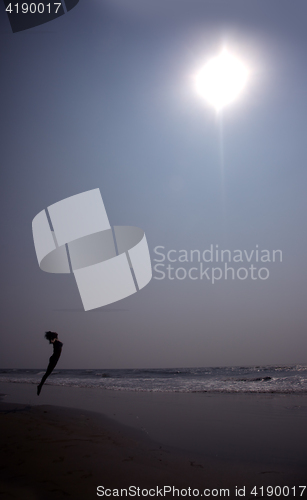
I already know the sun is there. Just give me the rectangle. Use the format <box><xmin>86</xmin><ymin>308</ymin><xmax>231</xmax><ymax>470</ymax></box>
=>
<box><xmin>195</xmin><ymin>49</ymin><xmax>249</xmax><ymax>111</ymax></box>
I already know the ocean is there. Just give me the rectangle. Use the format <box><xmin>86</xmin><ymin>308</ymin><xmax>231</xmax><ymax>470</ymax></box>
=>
<box><xmin>1</xmin><ymin>365</ymin><xmax>307</xmax><ymax>393</ymax></box>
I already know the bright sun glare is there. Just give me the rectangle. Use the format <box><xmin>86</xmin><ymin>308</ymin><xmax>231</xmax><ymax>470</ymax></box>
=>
<box><xmin>195</xmin><ymin>49</ymin><xmax>249</xmax><ymax>111</ymax></box>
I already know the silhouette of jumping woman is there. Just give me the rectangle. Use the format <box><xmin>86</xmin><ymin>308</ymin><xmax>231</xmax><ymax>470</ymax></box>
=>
<box><xmin>37</xmin><ymin>331</ymin><xmax>63</xmax><ymax>396</ymax></box>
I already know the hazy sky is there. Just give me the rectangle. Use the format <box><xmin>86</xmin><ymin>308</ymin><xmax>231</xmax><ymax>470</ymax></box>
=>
<box><xmin>1</xmin><ymin>0</ymin><xmax>307</xmax><ymax>369</ymax></box>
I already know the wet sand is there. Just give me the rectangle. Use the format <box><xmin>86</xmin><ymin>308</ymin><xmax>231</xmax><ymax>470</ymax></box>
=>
<box><xmin>0</xmin><ymin>383</ymin><xmax>306</xmax><ymax>499</ymax></box>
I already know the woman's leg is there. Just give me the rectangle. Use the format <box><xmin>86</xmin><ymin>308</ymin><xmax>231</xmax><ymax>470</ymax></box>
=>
<box><xmin>37</xmin><ymin>356</ymin><xmax>59</xmax><ymax>395</ymax></box>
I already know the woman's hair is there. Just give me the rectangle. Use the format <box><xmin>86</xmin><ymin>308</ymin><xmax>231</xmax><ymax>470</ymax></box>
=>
<box><xmin>45</xmin><ymin>331</ymin><xmax>58</xmax><ymax>343</ymax></box>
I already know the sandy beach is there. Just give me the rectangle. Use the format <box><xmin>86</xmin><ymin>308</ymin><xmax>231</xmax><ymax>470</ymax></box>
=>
<box><xmin>0</xmin><ymin>383</ymin><xmax>306</xmax><ymax>499</ymax></box>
